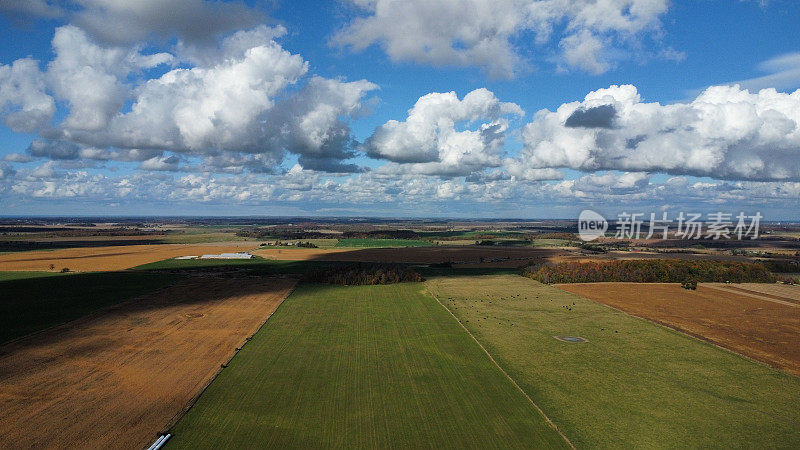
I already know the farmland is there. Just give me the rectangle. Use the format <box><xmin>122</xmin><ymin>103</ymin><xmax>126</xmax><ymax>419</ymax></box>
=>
<box><xmin>0</xmin><ymin>217</ymin><xmax>799</xmax><ymax>448</ymax></box>
<box><xmin>556</xmin><ymin>282</ymin><xmax>800</xmax><ymax>375</ymax></box>
<box><xmin>253</xmin><ymin>245</ymin><xmax>558</xmax><ymax>267</ymax></box>
<box><xmin>167</xmin><ymin>282</ymin><xmax>570</xmax><ymax>448</ymax></box>
<box><xmin>0</xmin><ymin>242</ymin><xmax>261</xmax><ymax>272</ymax></box>
<box><xmin>426</xmin><ymin>275</ymin><xmax>800</xmax><ymax>448</ymax></box>
<box><xmin>0</xmin><ymin>271</ymin><xmax>180</xmax><ymax>343</ymax></box>
<box><xmin>0</xmin><ymin>276</ymin><xmax>295</xmax><ymax>449</ymax></box>
<box><xmin>334</xmin><ymin>238</ymin><xmax>433</xmax><ymax>248</ymax></box>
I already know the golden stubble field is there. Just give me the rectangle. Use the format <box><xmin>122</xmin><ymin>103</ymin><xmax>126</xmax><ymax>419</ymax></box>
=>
<box><xmin>556</xmin><ymin>282</ymin><xmax>800</xmax><ymax>376</ymax></box>
<box><xmin>0</xmin><ymin>276</ymin><xmax>296</xmax><ymax>449</ymax></box>
<box><xmin>0</xmin><ymin>241</ymin><xmax>261</xmax><ymax>271</ymax></box>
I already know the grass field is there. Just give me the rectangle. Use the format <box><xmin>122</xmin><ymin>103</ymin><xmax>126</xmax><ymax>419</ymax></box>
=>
<box><xmin>0</xmin><ymin>271</ymin><xmax>68</xmax><ymax>281</ymax></box>
<box><xmin>334</xmin><ymin>238</ymin><xmax>433</xmax><ymax>248</ymax></box>
<box><xmin>426</xmin><ymin>275</ymin><xmax>800</xmax><ymax>448</ymax></box>
<box><xmin>167</xmin><ymin>282</ymin><xmax>570</xmax><ymax>448</ymax></box>
<box><xmin>557</xmin><ymin>282</ymin><xmax>800</xmax><ymax>375</ymax></box>
<box><xmin>0</xmin><ymin>271</ymin><xmax>180</xmax><ymax>343</ymax></box>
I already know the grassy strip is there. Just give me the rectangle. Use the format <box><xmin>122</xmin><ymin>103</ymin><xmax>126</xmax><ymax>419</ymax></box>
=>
<box><xmin>334</xmin><ymin>238</ymin><xmax>433</xmax><ymax>248</ymax></box>
<box><xmin>0</xmin><ymin>271</ymin><xmax>181</xmax><ymax>344</ymax></box>
<box><xmin>0</xmin><ymin>271</ymin><xmax>68</xmax><ymax>281</ymax></box>
<box><xmin>426</xmin><ymin>275</ymin><xmax>800</xmax><ymax>448</ymax></box>
<box><xmin>167</xmin><ymin>282</ymin><xmax>569</xmax><ymax>449</ymax></box>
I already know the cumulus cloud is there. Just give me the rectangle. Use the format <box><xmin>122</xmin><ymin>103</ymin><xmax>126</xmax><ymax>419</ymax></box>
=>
<box><xmin>332</xmin><ymin>0</ymin><xmax>669</xmax><ymax>77</ymax></box>
<box><xmin>0</xmin><ymin>58</ymin><xmax>55</xmax><ymax>132</ymax></box>
<box><xmin>261</xmin><ymin>76</ymin><xmax>379</xmax><ymax>173</ymax></box>
<box><xmin>47</xmin><ymin>25</ymin><xmax>174</xmax><ymax>132</ymax></box>
<box><xmin>517</xmin><ymin>84</ymin><xmax>800</xmax><ymax>181</ymax></box>
<box><xmin>365</xmin><ymin>88</ymin><xmax>523</xmax><ymax>176</ymax></box>
<box><xmin>5</xmin><ymin>24</ymin><xmax>376</xmax><ymax>174</ymax></box>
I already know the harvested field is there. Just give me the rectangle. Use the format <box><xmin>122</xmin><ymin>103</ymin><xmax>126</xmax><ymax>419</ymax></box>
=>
<box><xmin>0</xmin><ymin>241</ymin><xmax>260</xmax><ymax>271</ymax></box>
<box><xmin>0</xmin><ymin>276</ymin><xmax>296</xmax><ymax>449</ymax></box>
<box><xmin>556</xmin><ymin>282</ymin><xmax>800</xmax><ymax>376</ymax></box>
<box><xmin>717</xmin><ymin>282</ymin><xmax>800</xmax><ymax>303</ymax></box>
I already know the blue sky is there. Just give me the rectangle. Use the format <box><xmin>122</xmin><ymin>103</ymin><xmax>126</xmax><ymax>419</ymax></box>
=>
<box><xmin>1</xmin><ymin>0</ymin><xmax>799</xmax><ymax>218</ymax></box>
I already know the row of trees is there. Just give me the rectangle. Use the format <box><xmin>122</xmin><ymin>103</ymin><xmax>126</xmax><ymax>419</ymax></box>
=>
<box><xmin>303</xmin><ymin>264</ymin><xmax>424</xmax><ymax>285</ymax></box>
<box><xmin>524</xmin><ymin>259</ymin><xmax>780</xmax><ymax>284</ymax></box>
<box><xmin>341</xmin><ymin>230</ymin><xmax>419</xmax><ymax>239</ymax></box>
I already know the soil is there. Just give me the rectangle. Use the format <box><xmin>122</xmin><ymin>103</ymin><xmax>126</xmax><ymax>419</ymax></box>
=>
<box><xmin>0</xmin><ymin>242</ymin><xmax>261</xmax><ymax>271</ymax></box>
<box><xmin>555</xmin><ymin>282</ymin><xmax>800</xmax><ymax>376</ymax></box>
<box><xmin>0</xmin><ymin>276</ymin><xmax>296</xmax><ymax>449</ymax></box>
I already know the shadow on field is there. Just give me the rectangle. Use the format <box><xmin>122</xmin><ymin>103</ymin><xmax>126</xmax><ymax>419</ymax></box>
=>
<box><xmin>0</xmin><ymin>239</ymin><xmax>169</xmax><ymax>253</ymax></box>
<box><xmin>0</xmin><ymin>273</ymin><xmax>294</xmax><ymax>357</ymax></box>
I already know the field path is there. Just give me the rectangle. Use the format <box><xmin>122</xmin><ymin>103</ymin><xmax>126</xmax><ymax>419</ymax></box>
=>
<box><xmin>703</xmin><ymin>283</ymin><xmax>800</xmax><ymax>307</ymax></box>
<box><xmin>428</xmin><ymin>275</ymin><xmax>800</xmax><ymax>448</ymax></box>
<box><xmin>426</xmin><ymin>285</ymin><xmax>576</xmax><ymax>449</ymax></box>
<box><xmin>0</xmin><ymin>276</ymin><xmax>295</xmax><ymax>449</ymax></box>
<box><xmin>167</xmin><ymin>282</ymin><xmax>570</xmax><ymax>449</ymax></box>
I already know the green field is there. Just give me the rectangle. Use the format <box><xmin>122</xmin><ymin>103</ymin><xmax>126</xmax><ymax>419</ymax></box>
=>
<box><xmin>426</xmin><ymin>275</ymin><xmax>800</xmax><ymax>448</ymax></box>
<box><xmin>0</xmin><ymin>271</ymin><xmax>180</xmax><ymax>343</ymax></box>
<box><xmin>334</xmin><ymin>238</ymin><xmax>433</xmax><ymax>248</ymax></box>
<box><xmin>168</xmin><ymin>282</ymin><xmax>570</xmax><ymax>449</ymax></box>
<box><xmin>0</xmin><ymin>271</ymin><xmax>68</xmax><ymax>281</ymax></box>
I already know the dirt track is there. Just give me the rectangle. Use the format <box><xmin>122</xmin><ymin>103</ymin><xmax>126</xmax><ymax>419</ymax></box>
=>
<box><xmin>555</xmin><ymin>283</ymin><xmax>800</xmax><ymax>376</ymax></box>
<box><xmin>0</xmin><ymin>242</ymin><xmax>260</xmax><ymax>271</ymax></box>
<box><xmin>0</xmin><ymin>276</ymin><xmax>296</xmax><ymax>449</ymax></box>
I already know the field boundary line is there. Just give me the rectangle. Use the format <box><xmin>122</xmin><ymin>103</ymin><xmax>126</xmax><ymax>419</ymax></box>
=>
<box><xmin>702</xmin><ymin>284</ymin><xmax>799</xmax><ymax>308</ymax></box>
<box><xmin>160</xmin><ymin>277</ymin><xmax>299</xmax><ymax>435</ymax></box>
<box><xmin>551</xmin><ymin>284</ymin><xmax>800</xmax><ymax>379</ymax></box>
<box><xmin>425</xmin><ymin>284</ymin><xmax>577</xmax><ymax>449</ymax></box>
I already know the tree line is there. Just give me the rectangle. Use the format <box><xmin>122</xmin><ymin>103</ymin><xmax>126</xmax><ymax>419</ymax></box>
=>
<box><xmin>303</xmin><ymin>263</ymin><xmax>425</xmax><ymax>285</ymax></box>
<box><xmin>524</xmin><ymin>259</ymin><xmax>781</xmax><ymax>284</ymax></box>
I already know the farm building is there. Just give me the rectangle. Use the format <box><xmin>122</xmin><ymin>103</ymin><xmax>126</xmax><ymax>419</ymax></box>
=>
<box><xmin>199</xmin><ymin>253</ymin><xmax>254</xmax><ymax>259</ymax></box>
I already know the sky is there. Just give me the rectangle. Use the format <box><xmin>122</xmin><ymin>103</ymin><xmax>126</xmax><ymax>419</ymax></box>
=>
<box><xmin>0</xmin><ymin>0</ymin><xmax>799</xmax><ymax>219</ymax></box>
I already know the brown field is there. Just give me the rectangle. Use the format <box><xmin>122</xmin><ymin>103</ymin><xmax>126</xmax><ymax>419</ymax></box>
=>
<box><xmin>254</xmin><ymin>246</ymin><xmax>562</xmax><ymax>267</ymax></box>
<box><xmin>0</xmin><ymin>241</ymin><xmax>260</xmax><ymax>271</ymax></box>
<box><xmin>719</xmin><ymin>283</ymin><xmax>800</xmax><ymax>303</ymax></box>
<box><xmin>0</xmin><ymin>276</ymin><xmax>296</xmax><ymax>449</ymax></box>
<box><xmin>253</xmin><ymin>245</ymin><xmax>763</xmax><ymax>268</ymax></box>
<box><xmin>555</xmin><ymin>282</ymin><xmax>800</xmax><ymax>376</ymax></box>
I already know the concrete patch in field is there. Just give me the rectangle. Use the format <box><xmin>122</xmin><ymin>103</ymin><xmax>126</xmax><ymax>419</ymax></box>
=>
<box><xmin>554</xmin><ymin>336</ymin><xmax>587</xmax><ymax>343</ymax></box>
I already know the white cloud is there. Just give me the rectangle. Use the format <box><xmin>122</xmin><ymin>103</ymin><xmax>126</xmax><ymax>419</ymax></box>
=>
<box><xmin>47</xmin><ymin>25</ymin><xmax>173</xmax><ymax>131</ymax></box>
<box><xmin>139</xmin><ymin>155</ymin><xmax>182</xmax><ymax>172</ymax></box>
<box><xmin>365</xmin><ymin>88</ymin><xmax>523</xmax><ymax>176</ymax></box>
<box><xmin>332</xmin><ymin>0</ymin><xmax>669</xmax><ymax>77</ymax></box>
<box><xmin>730</xmin><ymin>52</ymin><xmax>800</xmax><ymax>92</ymax></box>
<box><xmin>0</xmin><ymin>58</ymin><xmax>55</xmax><ymax>132</ymax></box>
<box><xmin>558</xmin><ymin>30</ymin><xmax>610</xmax><ymax>75</ymax></box>
<box><xmin>517</xmin><ymin>84</ymin><xmax>800</xmax><ymax>181</ymax></box>
<box><xmin>262</xmin><ymin>76</ymin><xmax>379</xmax><ymax>172</ymax></box>
<box><xmin>9</xmin><ymin>25</ymin><xmax>376</xmax><ymax>174</ymax></box>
